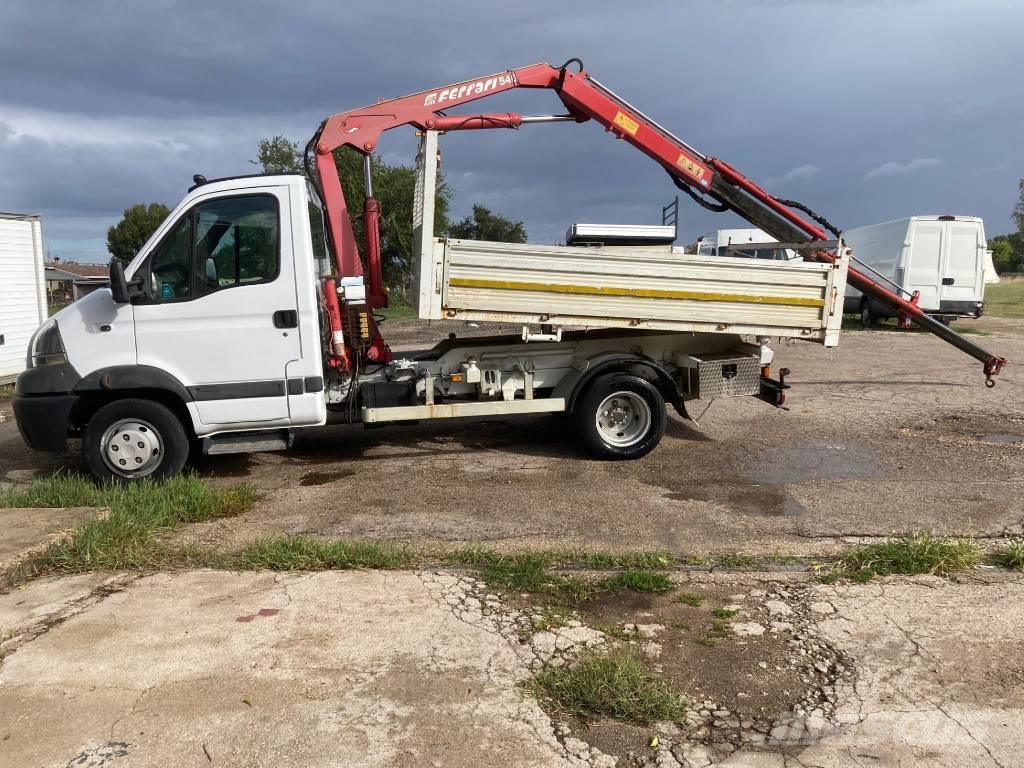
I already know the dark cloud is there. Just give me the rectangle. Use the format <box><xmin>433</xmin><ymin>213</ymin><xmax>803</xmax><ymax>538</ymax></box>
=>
<box><xmin>1</xmin><ymin>0</ymin><xmax>1022</xmax><ymax>261</ymax></box>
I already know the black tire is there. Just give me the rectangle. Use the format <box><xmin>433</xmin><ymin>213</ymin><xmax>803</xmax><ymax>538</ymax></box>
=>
<box><xmin>860</xmin><ymin>301</ymin><xmax>875</xmax><ymax>329</ymax></box>
<box><xmin>83</xmin><ymin>398</ymin><xmax>189</xmax><ymax>482</ymax></box>
<box><xmin>573</xmin><ymin>373</ymin><xmax>666</xmax><ymax>460</ymax></box>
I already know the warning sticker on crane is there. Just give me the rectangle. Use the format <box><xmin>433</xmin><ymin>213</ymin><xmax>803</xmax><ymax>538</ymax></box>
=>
<box><xmin>676</xmin><ymin>154</ymin><xmax>706</xmax><ymax>182</ymax></box>
<box><xmin>612</xmin><ymin>111</ymin><xmax>640</xmax><ymax>136</ymax></box>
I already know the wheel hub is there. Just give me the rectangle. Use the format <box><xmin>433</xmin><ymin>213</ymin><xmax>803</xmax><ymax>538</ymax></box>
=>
<box><xmin>101</xmin><ymin>419</ymin><xmax>163</xmax><ymax>477</ymax></box>
<box><xmin>595</xmin><ymin>392</ymin><xmax>652</xmax><ymax>448</ymax></box>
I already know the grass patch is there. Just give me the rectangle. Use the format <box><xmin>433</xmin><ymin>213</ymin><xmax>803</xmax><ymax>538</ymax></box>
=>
<box><xmin>673</xmin><ymin>592</ymin><xmax>704</xmax><ymax>607</ymax></box>
<box><xmin>5</xmin><ymin>473</ymin><xmax>255</xmax><ymax>573</ymax></box>
<box><xmin>235</xmin><ymin>535</ymin><xmax>412</xmax><ymax>570</ymax></box>
<box><xmin>712</xmin><ymin>608</ymin><xmax>737</xmax><ymax>619</ymax></box>
<box><xmin>983</xmin><ymin>281</ymin><xmax>1024</xmax><ymax>319</ymax></box>
<box><xmin>697</xmin><ymin>618</ymin><xmax>734</xmax><ymax>647</ymax></box>
<box><xmin>824</xmin><ymin>532</ymin><xmax>981</xmax><ymax>583</ymax></box>
<box><xmin>990</xmin><ymin>539</ymin><xmax>1024</xmax><ymax>571</ymax></box>
<box><xmin>481</xmin><ymin>554</ymin><xmax>555</xmax><ymax>592</ymax></box>
<box><xmin>531</xmin><ymin>604</ymin><xmax>575</xmax><ymax>632</ymax></box>
<box><xmin>572</xmin><ymin>550</ymin><xmax>674</xmax><ymax>570</ymax></box>
<box><xmin>530</xmin><ymin>648</ymin><xmax>687</xmax><ymax>723</ymax></box>
<box><xmin>444</xmin><ymin>546</ymin><xmax>674</xmax><ymax>570</ymax></box>
<box><xmin>599</xmin><ymin>570</ymin><xmax>674</xmax><ymax>593</ymax></box>
<box><xmin>477</xmin><ymin>554</ymin><xmax>598</xmax><ymax>604</ymax></box>
<box><xmin>376</xmin><ymin>299</ymin><xmax>419</xmax><ymax>322</ymax></box>
<box><xmin>718</xmin><ymin>553</ymin><xmax>758</xmax><ymax>568</ymax></box>
<box><xmin>592</xmin><ymin>622</ymin><xmax>641</xmax><ymax>640</ymax></box>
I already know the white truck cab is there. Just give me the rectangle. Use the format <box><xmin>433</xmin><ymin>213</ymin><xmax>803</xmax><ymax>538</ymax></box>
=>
<box><xmin>15</xmin><ymin>174</ymin><xmax>329</xmax><ymax>478</ymax></box>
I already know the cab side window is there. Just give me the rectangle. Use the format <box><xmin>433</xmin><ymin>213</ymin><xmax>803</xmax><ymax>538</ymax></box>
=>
<box><xmin>195</xmin><ymin>196</ymin><xmax>279</xmax><ymax>295</ymax></box>
<box><xmin>141</xmin><ymin>194</ymin><xmax>279</xmax><ymax>303</ymax></box>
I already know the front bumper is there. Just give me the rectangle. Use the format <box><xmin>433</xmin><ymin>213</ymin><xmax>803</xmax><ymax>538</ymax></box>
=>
<box><xmin>12</xmin><ymin>394</ymin><xmax>77</xmax><ymax>453</ymax></box>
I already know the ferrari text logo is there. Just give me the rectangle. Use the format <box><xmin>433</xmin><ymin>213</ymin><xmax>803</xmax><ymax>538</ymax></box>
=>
<box><xmin>424</xmin><ymin>74</ymin><xmax>515</xmax><ymax>107</ymax></box>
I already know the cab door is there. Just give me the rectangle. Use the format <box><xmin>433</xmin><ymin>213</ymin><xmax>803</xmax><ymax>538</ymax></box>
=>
<box><xmin>132</xmin><ymin>185</ymin><xmax>301</xmax><ymax>428</ymax></box>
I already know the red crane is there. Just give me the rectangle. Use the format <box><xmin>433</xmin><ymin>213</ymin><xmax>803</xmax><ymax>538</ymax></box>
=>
<box><xmin>309</xmin><ymin>58</ymin><xmax>1006</xmax><ymax>385</ymax></box>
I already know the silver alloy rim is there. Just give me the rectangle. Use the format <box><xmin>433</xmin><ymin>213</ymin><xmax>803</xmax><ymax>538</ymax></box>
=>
<box><xmin>595</xmin><ymin>391</ymin><xmax>651</xmax><ymax>448</ymax></box>
<box><xmin>100</xmin><ymin>418</ymin><xmax>163</xmax><ymax>477</ymax></box>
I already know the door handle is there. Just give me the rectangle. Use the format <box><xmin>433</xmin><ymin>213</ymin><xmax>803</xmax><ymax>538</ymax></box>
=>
<box><xmin>273</xmin><ymin>309</ymin><xmax>298</xmax><ymax>329</ymax></box>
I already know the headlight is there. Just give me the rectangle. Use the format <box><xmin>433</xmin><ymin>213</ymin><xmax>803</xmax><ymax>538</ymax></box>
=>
<box><xmin>28</xmin><ymin>319</ymin><xmax>67</xmax><ymax>368</ymax></box>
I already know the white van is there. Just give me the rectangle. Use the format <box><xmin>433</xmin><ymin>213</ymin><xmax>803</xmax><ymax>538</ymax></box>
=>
<box><xmin>684</xmin><ymin>228</ymin><xmax>798</xmax><ymax>261</ymax></box>
<box><xmin>842</xmin><ymin>216</ymin><xmax>988</xmax><ymax>325</ymax></box>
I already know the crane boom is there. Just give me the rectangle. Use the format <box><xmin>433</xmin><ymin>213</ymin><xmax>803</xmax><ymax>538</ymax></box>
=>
<box><xmin>310</xmin><ymin>58</ymin><xmax>1005</xmax><ymax>384</ymax></box>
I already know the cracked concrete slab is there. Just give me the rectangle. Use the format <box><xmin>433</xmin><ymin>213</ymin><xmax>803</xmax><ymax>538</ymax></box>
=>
<box><xmin>4</xmin><ymin>570</ymin><xmax>1022</xmax><ymax>767</ymax></box>
<box><xmin>0</xmin><ymin>570</ymin><xmax>578</xmax><ymax>768</ymax></box>
<box><xmin>783</xmin><ymin>577</ymin><xmax>1024</xmax><ymax>768</ymax></box>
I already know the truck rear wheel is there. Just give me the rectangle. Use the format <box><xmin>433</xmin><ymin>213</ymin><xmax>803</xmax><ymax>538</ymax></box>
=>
<box><xmin>860</xmin><ymin>300</ymin><xmax>875</xmax><ymax>329</ymax></box>
<box><xmin>83</xmin><ymin>399</ymin><xmax>188</xmax><ymax>482</ymax></box>
<box><xmin>574</xmin><ymin>373</ymin><xmax>666</xmax><ymax>459</ymax></box>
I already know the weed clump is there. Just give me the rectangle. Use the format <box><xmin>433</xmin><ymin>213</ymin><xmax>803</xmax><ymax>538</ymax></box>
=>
<box><xmin>236</xmin><ymin>536</ymin><xmax>412</xmax><ymax>570</ymax></box>
<box><xmin>824</xmin><ymin>533</ymin><xmax>980</xmax><ymax>583</ymax></box>
<box><xmin>991</xmin><ymin>540</ymin><xmax>1024</xmax><ymax>571</ymax></box>
<box><xmin>599</xmin><ymin>570</ymin><xmax>674</xmax><ymax>593</ymax></box>
<box><xmin>530</xmin><ymin>649</ymin><xmax>687</xmax><ymax>723</ymax></box>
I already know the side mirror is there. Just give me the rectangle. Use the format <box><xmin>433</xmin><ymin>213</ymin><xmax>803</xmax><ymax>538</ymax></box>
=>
<box><xmin>108</xmin><ymin>259</ymin><xmax>144</xmax><ymax>304</ymax></box>
<box><xmin>109</xmin><ymin>258</ymin><xmax>129</xmax><ymax>303</ymax></box>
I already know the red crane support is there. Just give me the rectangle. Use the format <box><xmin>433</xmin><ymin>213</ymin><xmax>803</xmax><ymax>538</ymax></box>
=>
<box><xmin>310</xmin><ymin>59</ymin><xmax>1005</xmax><ymax>384</ymax></box>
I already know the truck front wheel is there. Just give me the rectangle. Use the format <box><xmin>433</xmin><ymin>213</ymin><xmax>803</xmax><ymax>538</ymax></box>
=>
<box><xmin>575</xmin><ymin>373</ymin><xmax>666</xmax><ymax>460</ymax></box>
<box><xmin>83</xmin><ymin>399</ymin><xmax>189</xmax><ymax>482</ymax></box>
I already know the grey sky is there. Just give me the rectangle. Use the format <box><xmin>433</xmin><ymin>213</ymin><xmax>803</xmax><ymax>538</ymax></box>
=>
<box><xmin>1</xmin><ymin>0</ymin><xmax>1021</xmax><ymax>262</ymax></box>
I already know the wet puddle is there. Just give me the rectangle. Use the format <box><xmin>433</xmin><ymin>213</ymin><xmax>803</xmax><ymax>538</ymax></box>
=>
<box><xmin>299</xmin><ymin>469</ymin><xmax>356</xmax><ymax>486</ymax></box>
<box><xmin>658</xmin><ymin>441</ymin><xmax>883</xmax><ymax>518</ymax></box>
<box><xmin>667</xmin><ymin>484</ymin><xmax>806</xmax><ymax>517</ymax></box>
<box><xmin>745</xmin><ymin>441</ymin><xmax>883</xmax><ymax>485</ymax></box>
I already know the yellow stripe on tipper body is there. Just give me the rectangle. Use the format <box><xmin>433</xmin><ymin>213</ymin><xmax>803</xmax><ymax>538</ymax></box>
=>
<box><xmin>447</xmin><ymin>277</ymin><xmax>825</xmax><ymax>308</ymax></box>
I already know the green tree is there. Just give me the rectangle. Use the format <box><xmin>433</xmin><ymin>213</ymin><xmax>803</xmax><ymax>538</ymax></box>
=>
<box><xmin>448</xmin><ymin>204</ymin><xmax>527</xmax><ymax>243</ymax></box>
<box><xmin>106</xmin><ymin>203</ymin><xmax>171</xmax><ymax>263</ymax></box>
<box><xmin>989</xmin><ymin>232</ymin><xmax>1024</xmax><ymax>274</ymax></box>
<box><xmin>251</xmin><ymin>135</ymin><xmax>304</xmax><ymax>173</ymax></box>
<box><xmin>990</xmin><ymin>238</ymin><xmax>1016</xmax><ymax>273</ymax></box>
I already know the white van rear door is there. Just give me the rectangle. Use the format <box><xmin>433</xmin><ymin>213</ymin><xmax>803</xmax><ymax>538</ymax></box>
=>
<box><xmin>940</xmin><ymin>221</ymin><xmax>983</xmax><ymax>305</ymax></box>
<box><xmin>906</xmin><ymin>221</ymin><xmax>943</xmax><ymax>310</ymax></box>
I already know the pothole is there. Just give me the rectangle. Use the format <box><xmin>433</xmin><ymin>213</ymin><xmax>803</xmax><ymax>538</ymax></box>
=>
<box><xmin>422</xmin><ymin>571</ymin><xmax>854</xmax><ymax>767</ymax></box>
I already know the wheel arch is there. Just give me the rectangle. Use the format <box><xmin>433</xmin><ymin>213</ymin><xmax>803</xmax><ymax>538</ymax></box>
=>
<box><xmin>555</xmin><ymin>354</ymin><xmax>687</xmax><ymax>418</ymax></box>
<box><xmin>70</xmin><ymin>366</ymin><xmax>195</xmax><ymax>438</ymax></box>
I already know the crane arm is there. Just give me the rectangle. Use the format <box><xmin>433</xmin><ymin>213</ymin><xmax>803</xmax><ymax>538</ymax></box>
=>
<box><xmin>310</xmin><ymin>59</ymin><xmax>1005</xmax><ymax>383</ymax></box>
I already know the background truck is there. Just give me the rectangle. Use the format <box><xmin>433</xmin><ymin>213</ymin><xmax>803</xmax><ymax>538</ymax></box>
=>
<box><xmin>12</xmin><ymin>59</ymin><xmax>1006</xmax><ymax>481</ymax></box>
<box><xmin>683</xmin><ymin>228</ymin><xmax>798</xmax><ymax>261</ymax></box>
<box><xmin>842</xmin><ymin>216</ymin><xmax>990</xmax><ymax>326</ymax></box>
<box><xmin>0</xmin><ymin>212</ymin><xmax>47</xmax><ymax>385</ymax></box>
